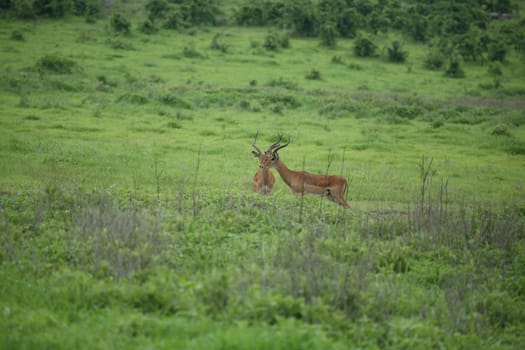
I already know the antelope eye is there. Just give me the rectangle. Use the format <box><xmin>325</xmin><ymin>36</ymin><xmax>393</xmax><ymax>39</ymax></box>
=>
<box><xmin>271</xmin><ymin>156</ymin><xmax>275</xmax><ymax>161</ymax></box>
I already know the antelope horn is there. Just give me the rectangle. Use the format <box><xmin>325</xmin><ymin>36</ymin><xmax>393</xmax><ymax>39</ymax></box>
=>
<box><xmin>272</xmin><ymin>135</ymin><xmax>290</xmax><ymax>153</ymax></box>
<box><xmin>268</xmin><ymin>133</ymin><xmax>283</xmax><ymax>152</ymax></box>
<box><xmin>252</xmin><ymin>131</ymin><xmax>263</xmax><ymax>155</ymax></box>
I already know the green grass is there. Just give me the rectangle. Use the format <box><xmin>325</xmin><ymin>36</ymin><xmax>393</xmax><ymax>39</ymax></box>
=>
<box><xmin>1</xmin><ymin>13</ymin><xmax>525</xmax><ymax>350</ymax></box>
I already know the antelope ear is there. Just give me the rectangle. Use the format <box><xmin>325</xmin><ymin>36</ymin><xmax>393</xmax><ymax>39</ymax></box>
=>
<box><xmin>252</xmin><ymin>151</ymin><xmax>260</xmax><ymax>157</ymax></box>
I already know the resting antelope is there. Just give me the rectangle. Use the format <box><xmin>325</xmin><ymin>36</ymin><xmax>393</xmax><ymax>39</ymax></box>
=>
<box><xmin>252</xmin><ymin>132</ymin><xmax>276</xmax><ymax>195</ymax></box>
<box><xmin>257</xmin><ymin>134</ymin><xmax>350</xmax><ymax>208</ymax></box>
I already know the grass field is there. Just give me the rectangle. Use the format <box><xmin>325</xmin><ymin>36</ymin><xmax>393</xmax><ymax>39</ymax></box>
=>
<box><xmin>1</xmin><ymin>8</ymin><xmax>525</xmax><ymax>349</ymax></box>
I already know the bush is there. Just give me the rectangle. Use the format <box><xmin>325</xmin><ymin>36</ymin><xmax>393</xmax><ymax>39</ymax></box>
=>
<box><xmin>11</xmin><ymin>0</ymin><xmax>37</xmax><ymax>19</ymax></box>
<box><xmin>488</xmin><ymin>62</ymin><xmax>503</xmax><ymax>77</ymax></box>
<box><xmin>263</xmin><ymin>31</ymin><xmax>289</xmax><ymax>51</ymax></box>
<box><xmin>353</xmin><ymin>33</ymin><xmax>377</xmax><ymax>57</ymax></box>
<box><xmin>32</xmin><ymin>0</ymin><xmax>72</xmax><ymax>18</ymax></box>
<box><xmin>210</xmin><ymin>33</ymin><xmax>229</xmax><ymax>53</ymax></box>
<box><xmin>36</xmin><ymin>54</ymin><xmax>79</xmax><ymax>74</ymax></box>
<box><xmin>163</xmin><ymin>7</ymin><xmax>186</xmax><ymax>29</ymax></box>
<box><xmin>139</xmin><ymin>20</ymin><xmax>158</xmax><ymax>34</ymax></box>
<box><xmin>305</xmin><ymin>69</ymin><xmax>322</xmax><ymax>80</ymax></box>
<box><xmin>319</xmin><ymin>21</ymin><xmax>338</xmax><ymax>48</ymax></box>
<box><xmin>386</xmin><ymin>40</ymin><xmax>408</xmax><ymax>63</ymax></box>
<box><xmin>285</xmin><ymin>0</ymin><xmax>319</xmax><ymax>37</ymax></box>
<box><xmin>182</xmin><ymin>44</ymin><xmax>205</xmax><ymax>58</ymax></box>
<box><xmin>488</xmin><ymin>41</ymin><xmax>507</xmax><ymax>62</ymax></box>
<box><xmin>146</xmin><ymin>0</ymin><xmax>169</xmax><ymax>22</ymax></box>
<box><xmin>424</xmin><ymin>48</ymin><xmax>445</xmax><ymax>70</ymax></box>
<box><xmin>110</xmin><ymin>13</ymin><xmax>131</xmax><ymax>35</ymax></box>
<box><xmin>444</xmin><ymin>55</ymin><xmax>465</xmax><ymax>78</ymax></box>
<box><xmin>72</xmin><ymin>0</ymin><xmax>100</xmax><ymax>17</ymax></box>
<box><xmin>10</xmin><ymin>30</ymin><xmax>25</xmax><ymax>41</ymax></box>
<box><xmin>491</xmin><ymin>123</ymin><xmax>511</xmax><ymax>137</ymax></box>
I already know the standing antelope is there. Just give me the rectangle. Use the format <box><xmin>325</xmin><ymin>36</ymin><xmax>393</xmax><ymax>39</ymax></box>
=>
<box><xmin>252</xmin><ymin>132</ymin><xmax>276</xmax><ymax>195</ymax></box>
<box><xmin>257</xmin><ymin>134</ymin><xmax>350</xmax><ymax>208</ymax></box>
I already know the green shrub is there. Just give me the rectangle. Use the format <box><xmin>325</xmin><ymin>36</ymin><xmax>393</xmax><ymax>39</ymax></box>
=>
<box><xmin>263</xmin><ymin>31</ymin><xmax>289</xmax><ymax>51</ymax></box>
<box><xmin>305</xmin><ymin>69</ymin><xmax>322</xmax><ymax>80</ymax></box>
<box><xmin>424</xmin><ymin>48</ymin><xmax>445</xmax><ymax>70</ymax></box>
<box><xmin>353</xmin><ymin>33</ymin><xmax>377</xmax><ymax>57</ymax></box>
<box><xmin>182</xmin><ymin>44</ymin><xmax>205</xmax><ymax>58</ymax></box>
<box><xmin>10</xmin><ymin>30</ymin><xmax>25</xmax><ymax>41</ymax></box>
<box><xmin>72</xmin><ymin>0</ymin><xmax>100</xmax><ymax>17</ymax></box>
<box><xmin>163</xmin><ymin>6</ymin><xmax>186</xmax><ymax>29</ymax></box>
<box><xmin>491</xmin><ymin>123</ymin><xmax>511</xmax><ymax>137</ymax></box>
<box><xmin>319</xmin><ymin>21</ymin><xmax>337</xmax><ymax>48</ymax></box>
<box><xmin>117</xmin><ymin>94</ymin><xmax>148</xmax><ymax>105</ymax></box>
<box><xmin>107</xmin><ymin>39</ymin><xmax>135</xmax><ymax>50</ymax></box>
<box><xmin>146</xmin><ymin>0</ymin><xmax>170</xmax><ymax>22</ymax></box>
<box><xmin>488</xmin><ymin>62</ymin><xmax>503</xmax><ymax>76</ymax></box>
<box><xmin>487</xmin><ymin>41</ymin><xmax>507</xmax><ymax>62</ymax></box>
<box><xmin>36</xmin><ymin>54</ymin><xmax>79</xmax><ymax>74</ymax></box>
<box><xmin>444</xmin><ymin>55</ymin><xmax>465</xmax><ymax>78</ymax></box>
<box><xmin>210</xmin><ymin>33</ymin><xmax>229</xmax><ymax>53</ymax></box>
<box><xmin>139</xmin><ymin>20</ymin><xmax>158</xmax><ymax>35</ymax></box>
<box><xmin>386</xmin><ymin>40</ymin><xmax>408</xmax><ymax>63</ymax></box>
<box><xmin>110</xmin><ymin>13</ymin><xmax>131</xmax><ymax>35</ymax></box>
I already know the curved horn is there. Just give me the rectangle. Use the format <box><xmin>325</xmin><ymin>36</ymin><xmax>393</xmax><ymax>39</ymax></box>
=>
<box><xmin>252</xmin><ymin>131</ymin><xmax>263</xmax><ymax>156</ymax></box>
<box><xmin>272</xmin><ymin>135</ymin><xmax>290</xmax><ymax>153</ymax></box>
<box><xmin>268</xmin><ymin>133</ymin><xmax>283</xmax><ymax>152</ymax></box>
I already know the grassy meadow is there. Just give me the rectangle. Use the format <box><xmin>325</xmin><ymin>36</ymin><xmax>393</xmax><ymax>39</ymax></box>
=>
<box><xmin>1</xmin><ymin>4</ymin><xmax>525</xmax><ymax>349</ymax></box>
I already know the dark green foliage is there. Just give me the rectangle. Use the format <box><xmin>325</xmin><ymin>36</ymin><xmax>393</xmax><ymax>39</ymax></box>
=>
<box><xmin>163</xmin><ymin>7</ymin><xmax>185</xmax><ymax>29</ymax></box>
<box><xmin>424</xmin><ymin>47</ymin><xmax>445</xmax><ymax>70</ymax></box>
<box><xmin>146</xmin><ymin>0</ymin><xmax>220</xmax><ymax>28</ymax></box>
<box><xmin>110</xmin><ymin>13</ymin><xmax>131</xmax><ymax>35</ymax></box>
<box><xmin>453</xmin><ymin>28</ymin><xmax>490</xmax><ymax>62</ymax></box>
<box><xmin>353</xmin><ymin>33</ymin><xmax>377</xmax><ymax>57</ymax></box>
<box><xmin>33</xmin><ymin>0</ymin><xmax>72</xmax><ymax>18</ymax></box>
<box><xmin>305</xmin><ymin>69</ymin><xmax>321</xmax><ymax>80</ymax></box>
<box><xmin>72</xmin><ymin>0</ymin><xmax>99</xmax><ymax>17</ymax></box>
<box><xmin>487</xmin><ymin>41</ymin><xmax>507</xmax><ymax>62</ymax></box>
<box><xmin>210</xmin><ymin>33</ymin><xmax>229</xmax><ymax>53</ymax></box>
<box><xmin>404</xmin><ymin>15</ymin><xmax>428</xmax><ymax>42</ymax></box>
<box><xmin>488</xmin><ymin>62</ymin><xmax>503</xmax><ymax>76</ymax></box>
<box><xmin>386</xmin><ymin>40</ymin><xmax>408</xmax><ymax>63</ymax></box>
<box><xmin>491</xmin><ymin>123</ymin><xmax>511</xmax><ymax>136</ymax></box>
<box><xmin>265</xmin><ymin>77</ymin><xmax>298</xmax><ymax>90</ymax></box>
<box><xmin>182</xmin><ymin>44</ymin><xmax>205</xmax><ymax>58</ymax></box>
<box><xmin>158</xmin><ymin>94</ymin><xmax>192</xmax><ymax>109</ymax></box>
<box><xmin>444</xmin><ymin>55</ymin><xmax>465</xmax><ymax>78</ymax></box>
<box><xmin>10</xmin><ymin>30</ymin><xmax>24</xmax><ymax>41</ymax></box>
<box><xmin>233</xmin><ymin>0</ymin><xmax>286</xmax><ymax>26</ymax></box>
<box><xmin>428</xmin><ymin>2</ymin><xmax>487</xmax><ymax>36</ymax></box>
<box><xmin>117</xmin><ymin>94</ymin><xmax>148</xmax><ymax>105</ymax></box>
<box><xmin>263</xmin><ymin>31</ymin><xmax>289</xmax><ymax>51</ymax></box>
<box><xmin>139</xmin><ymin>20</ymin><xmax>158</xmax><ymax>35</ymax></box>
<box><xmin>285</xmin><ymin>0</ymin><xmax>318</xmax><ymax>37</ymax></box>
<box><xmin>319</xmin><ymin>21</ymin><xmax>337</xmax><ymax>48</ymax></box>
<box><xmin>146</xmin><ymin>0</ymin><xmax>169</xmax><ymax>22</ymax></box>
<box><xmin>107</xmin><ymin>39</ymin><xmax>135</xmax><ymax>50</ymax></box>
<box><xmin>36</xmin><ymin>54</ymin><xmax>79</xmax><ymax>74</ymax></box>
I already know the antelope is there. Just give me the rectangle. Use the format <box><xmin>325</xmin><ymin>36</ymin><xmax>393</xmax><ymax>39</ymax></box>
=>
<box><xmin>257</xmin><ymin>134</ymin><xmax>350</xmax><ymax>208</ymax></box>
<box><xmin>252</xmin><ymin>132</ymin><xmax>276</xmax><ymax>195</ymax></box>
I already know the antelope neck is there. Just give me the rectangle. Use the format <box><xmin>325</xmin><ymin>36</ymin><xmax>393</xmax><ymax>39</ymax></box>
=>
<box><xmin>274</xmin><ymin>159</ymin><xmax>296</xmax><ymax>188</ymax></box>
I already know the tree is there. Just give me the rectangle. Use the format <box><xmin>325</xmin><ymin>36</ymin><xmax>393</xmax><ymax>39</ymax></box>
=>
<box><xmin>284</xmin><ymin>0</ymin><xmax>318</xmax><ymax>37</ymax></box>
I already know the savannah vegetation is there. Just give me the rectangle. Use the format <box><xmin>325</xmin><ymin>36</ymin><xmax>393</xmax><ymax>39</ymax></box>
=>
<box><xmin>1</xmin><ymin>0</ymin><xmax>525</xmax><ymax>348</ymax></box>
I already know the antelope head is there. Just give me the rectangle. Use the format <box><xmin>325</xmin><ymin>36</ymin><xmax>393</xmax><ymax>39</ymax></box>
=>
<box><xmin>257</xmin><ymin>133</ymin><xmax>290</xmax><ymax>170</ymax></box>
